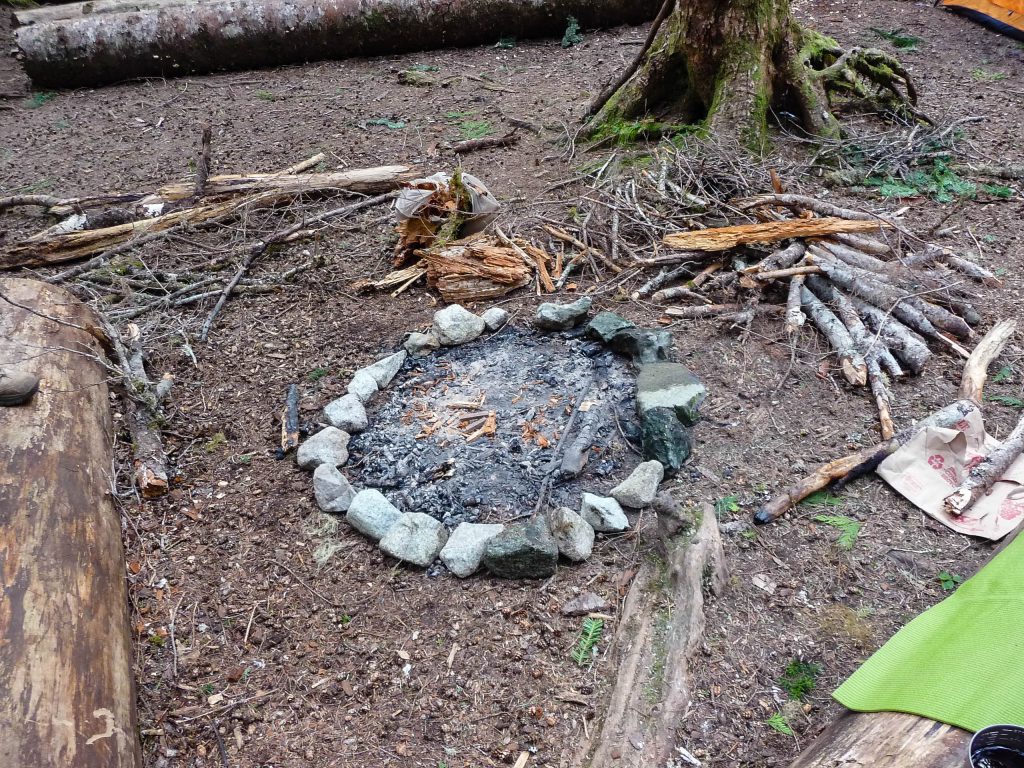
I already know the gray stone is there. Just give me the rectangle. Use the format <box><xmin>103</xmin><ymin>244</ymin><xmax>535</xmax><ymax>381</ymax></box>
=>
<box><xmin>361</xmin><ymin>351</ymin><xmax>406</xmax><ymax>389</ymax></box>
<box><xmin>313</xmin><ymin>464</ymin><xmax>356</xmax><ymax>513</ymax></box>
<box><xmin>404</xmin><ymin>331</ymin><xmax>440</xmax><ymax>357</ymax></box>
<box><xmin>609</xmin><ymin>328</ymin><xmax>672</xmax><ymax>364</ymax></box>
<box><xmin>580</xmin><ymin>493</ymin><xmax>630</xmax><ymax>532</ymax></box>
<box><xmin>346</xmin><ymin>489</ymin><xmax>402</xmax><ymax>541</ymax></box>
<box><xmin>322</xmin><ymin>393</ymin><xmax>368</xmax><ymax>433</ymax></box>
<box><xmin>561</xmin><ymin>591</ymin><xmax>612</xmax><ymax>616</ymax></box>
<box><xmin>636</xmin><ymin>362</ymin><xmax>706</xmax><ymax>426</ymax></box>
<box><xmin>433</xmin><ymin>304</ymin><xmax>486</xmax><ymax>346</ymax></box>
<box><xmin>641</xmin><ymin>407</ymin><xmax>692</xmax><ymax>475</ymax></box>
<box><xmin>586</xmin><ymin>311</ymin><xmax>634</xmax><ymax>343</ymax></box>
<box><xmin>379</xmin><ymin>512</ymin><xmax>449</xmax><ymax>567</ymax></box>
<box><xmin>296</xmin><ymin>426</ymin><xmax>350</xmax><ymax>470</ymax></box>
<box><xmin>609</xmin><ymin>460</ymin><xmax>665</xmax><ymax>509</ymax></box>
<box><xmin>547</xmin><ymin>507</ymin><xmax>595</xmax><ymax>561</ymax></box>
<box><xmin>483</xmin><ymin>517</ymin><xmax>558</xmax><ymax>579</ymax></box>
<box><xmin>481</xmin><ymin>307</ymin><xmax>510</xmax><ymax>331</ymax></box>
<box><xmin>347</xmin><ymin>370</ymin><xmax>379</xmax><ymax>403</ymax></box>
<box><xmin>439</xmin><ymin>523</ymin><xmax>505</xmax><ymax>577</ymax></box>
<box><xmin>534</xmin><ymin>297</ymin><xmax>593</xmax><ymax>331</ymax></box>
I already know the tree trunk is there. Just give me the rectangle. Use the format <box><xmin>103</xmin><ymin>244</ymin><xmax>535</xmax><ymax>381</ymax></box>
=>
<box><xmin>0</xmin><ymin>278</ymin><xmax>142</xmax><ymax>768</ymax></box>
<box><xmin>13</xmin><ymin>0</ymin><xmax>661</xmax><ymax>88</ymax></box>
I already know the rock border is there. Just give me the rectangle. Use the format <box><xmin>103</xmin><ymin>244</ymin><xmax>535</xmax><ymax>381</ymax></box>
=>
<box><xmin>299</xmin><ymin>300</ymin><xmax>707</xmax><ymax>579</ymax></box>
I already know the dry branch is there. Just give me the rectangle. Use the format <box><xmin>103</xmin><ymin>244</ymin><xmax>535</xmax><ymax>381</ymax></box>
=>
<box><xmin>452</xmin><ymin>130</ymin><xmax>519</xmax><ymax>154</ymax></box>
<box><xmin>663</xmin><ymin>217</ymin><xmax>886</xmax><ymax>252</ymax></box>
<box><xmin>785</xmin><ymin>275</ymin><xmax>806</xmax><ymax>335</ymax></box>
<box><xmin>754</xmin><ymin>319</ymin><xmax>1017</xmax><ymax>524</ymax></box>
<box><xmin>944</xmin><ymin>412</ymin><xmax>1024</xmax><ymax>517</ymax></box>
<box><xmin>853</xmin><ymin>297</ymin><xmax>931</xmax><ymax>375</ymax></box>
<box><xmin>801</xmin><ymin>285</ymin><xmax>867</xmax><ymax>386</ymax></box>
<box><xmin>736</xmin><ymin>193</ymin><xmax>889</xmax><ymax>222</ymax></box>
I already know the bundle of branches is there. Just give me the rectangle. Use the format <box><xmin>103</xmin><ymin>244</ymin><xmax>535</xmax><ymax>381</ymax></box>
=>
<box><xmin>366</xmin><ymin>171</ymin><xmax>554</xmax><ymax>301</ymax></box>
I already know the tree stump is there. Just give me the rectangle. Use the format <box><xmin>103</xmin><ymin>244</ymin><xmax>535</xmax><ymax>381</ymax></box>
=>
<box><xmin>0</xmin><ymin>278</ymin><xmax>142</xmax><ymax>768</ymax></box>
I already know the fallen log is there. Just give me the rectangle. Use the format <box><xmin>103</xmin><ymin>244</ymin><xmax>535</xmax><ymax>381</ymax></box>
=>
<box><xmin>754</xmin><ymin>319</ymin><xmax>1017</xmax><ymax>524</ymax></box>
<box><xmin>573</xmin><ymin>501</ymin><xmax>726</xmax><ymax>768</ymax></box>
<box><xmin>0</xmin><ymin>277</ymin><xmax>142</xmax><ymax>768</ymax></box>
<box><xmin>662</xmin><ymin>217</ymin><xmax>887</xmax><ymax>252</ymax></box>
<box><xmin>13</xmin><ymin>0</ymin><xmax>661</xmax><ymax>88</ymax></box>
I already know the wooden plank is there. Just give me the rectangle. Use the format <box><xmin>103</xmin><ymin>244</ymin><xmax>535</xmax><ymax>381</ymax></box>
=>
<box><xmin>662</xmin><ymin>218</ymin><xmax>887</xmax><ymax>252</ymax></box>
<box><xmin>0</xmin><ymin>277</ymin><xmax>142</xmax><ymax>768</ymax></box>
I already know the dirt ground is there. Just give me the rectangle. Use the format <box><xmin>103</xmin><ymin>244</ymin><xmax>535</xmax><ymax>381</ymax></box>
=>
<box><xmin>2</xmin><ymin>1</ymin><xmax>1024</xmax><ymax>766</ymax></box>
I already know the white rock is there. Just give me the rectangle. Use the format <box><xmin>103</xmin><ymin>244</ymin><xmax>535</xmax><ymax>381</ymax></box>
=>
<box><xmin>346</xmin><ymin>489</ymin><xmax>402</xmax><ymax>541</ymax></box>
<box><xmin>439</xmin><ymin>523</ymin><xmax>505</xmax><ymax>577</ymax></box>
<box><xmin>404</xmin><ymin>331</ymin><xmax>440</xmax><ymax>357</ymax></box>
<box><xmin>296</xmin><ymin>426</ymin><xmax>350</xmax><ymax>470</ymax></box>
<box><xmin>610</xmin><ymin>460</ymin><xmax>665</xmax><ymax>508</ymax></box>
<box><xmin>481</xmin><ymin>306</ymin><xmax>510</xmax><ymax>331</ymax></box>
<box><xmin>323</xmin><ymin>393</ymin><xmax>368</xmax><ymax>433</ymax></box>
<box><xmin>547</xmin><ymin>507</ymin><xmax>595</xmax><ymax>561</ymax></box>
<box><xmin>580</xmin><ymin>493</ymin><xmax>630</xmax><ymax>532</ymax></box>
<box><xmin>360</xmin><ymin>351</ymin><xmax>406</xmax><ymax>389</ymax></box>
<box><xmin>313</xmin><ymin>464</ymin><xmax>355</xmax><ymax>512</ymax></box>
<box><xmin>379</xmin><ymin>512</ymin><xmax>449</xmax><ymax>567</ymax></box>
<box><xmin>347</xmin><ymin>370</ymin><xmax>379</xmax><ymax>403</ymax></box>
<box><xmin>432</xmin><ymin>304</ymin><xmax>485</xmax><ymax>346</ymax></box>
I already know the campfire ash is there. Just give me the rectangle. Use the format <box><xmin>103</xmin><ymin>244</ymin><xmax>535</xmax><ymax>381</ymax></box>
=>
<box><xmin>348</xmin><ymin>327</ymin><xmax>640</xmax><ymax>528</ymax></box>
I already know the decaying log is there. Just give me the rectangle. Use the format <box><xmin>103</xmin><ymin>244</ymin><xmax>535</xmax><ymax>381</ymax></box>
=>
<box><xmin>944</xmin><ymin>411</ymin><xmax>1024</xmax><ymax>517</ymax></box>
<box><xmin>788</xmin><ymin>711</ymin><xmax>969</xmax><ymax>768</ymax></box>
<box><xmin>0</xmin><ymin>277</ymin><xmax>143</xmax><ymax>768</ymax></box>
<box><xmin>5</xmin><ymin>166</ymin><xmax>415</xmax><ymax>269</ymax></box>
<box><xmin>662</xmin><ymin>217</ymin><xmax>886</xmax><ymax>252</ymax></box>
<box><xmin>754</xmin><ymin>319</ymin><xmax>1017</xmax><ymax>524</ymax></box>
<box><xmin>13</xmin><ymin>0</ymin><xmax>661</xmax><ymax>88</ymax></box>
<box><xmin>574</xmin><ymin>502</ymin><xmax>726</xmax><ymax>768</ymax></box>
<box><xmin>801</xmin><ymin>285</ymin><xmax>867</xmax><ymax>386</ymax></box>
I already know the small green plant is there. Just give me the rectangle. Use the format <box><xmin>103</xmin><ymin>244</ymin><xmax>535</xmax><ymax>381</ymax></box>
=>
<box><xmin>992</xmin><ymin>365</ymin><xmax>1015</xmax><ymax>384</ymax></box>
<box><xmin>778</xmin><ymin>659</ymin><xmax>822</xmax><ymax>701</ymax></box>
<box><xmin>366</xmin><ymin>117</ymin><xmax>406</xmax><ymax>129</ymax></box>
<box><xmin>987</xmin><ymin>395</ymin><xmax>1024</xmax><ymax>410</ymax></box>
<box><xmin>715</xmin><ymin>495</ymin><xmax>740</xmax><ymax>516</ymax></box>
<box><xmin>339</xmin><ymin>614</ymin><xmax>352</xmax><ymax>625</ymax></box>
<box><xmin>571</xmin><ymin>617</ymin><xmax>604</xmax><ymax>665</ymax></box>
<box><xmin>766</xmin><ymin>712</ymin><xmax>794</xmax><ymax>736</ymax></box>
<box><xmin>593</xmin><ymin>117</ymin><xmax>683</xmax><ymax>145</ymax></box>
<box><xmin>869</xmin><ymin>28</ymin><xmax>922</xmax><ymax>50</ymax></box>
<box><xmin>801</xmin><ymin>490</ymin><xmax>843</xmax><ymax>507</ymax></box>
<box><xmin>495</xmin><ymin>37</ymin><xmax>517</xmax><ymax>49</ymax></box>
<box><xmin>459</xmin><ymin>120</ymin><xmax>492</xmax><ymax>139</ymax></box>
<box><xmin>201</xmin><ymin>682</ymin><xmax>216</xmax><ymax>695</ymax></box>
<box><xmin>148</xmin><ymin>634</ymin><xmax>166</xmax><ymax>647</ymax></box>
<box><xmin>740</xmin><ymin>528</ymin><xmax>759</xmax><ymax>541</ymax></box>
<box><xmin>865</xmin><ymin>160</ymin><xmax>977</xmax><ymax>204</ymax></box>
<box><xmin>203</xmin><ymin>432</ymin><xmax>227</xmax><ymax>453</ymax></box>
<box><xmin>938</xmin><ymin>570</ymin><xmax>965</xmax><ymax>591</ymax></box>
<box><xmin>971</xmin><ymin>68</ymin><xmax>1007</xmax><ymax>82</ymax></box>
<box><xmin>981</xmin><ymin>183</ymin><xmax>1014</xmax><ymax>199</ymax></box>
<box><xmin>23</xmin><ymin>91</ymin><xmax>57</xmax><ymax>109</ymax></box>
<box><xmin>234</xmin><ymin>453</ymin><xmax>254</xmax><ymax>465</ymax></box>
<box><xmin>308</xmin><ymin>366</ymin><xmax>330</xmax><ymax>382</ymax></box>
<box><xmin>254</xmin><ymin>89</ymin><xmax>276</xmax><ymax>101</ymax></box>
<box><xmin>561</xmin><ymin>16</ymin><xmax>584</xmax><ymax>47</ymax></box>
<box><xmin>813</xmin><ymin>514</ymin><xmax>861</xmax><ymax>551</ymax></box>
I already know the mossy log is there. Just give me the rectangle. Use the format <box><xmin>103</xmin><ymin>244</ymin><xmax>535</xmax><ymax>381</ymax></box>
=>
<box><xmin>13</xmin><ymin>0</ymin><xmax>661</xmax><ymax>88</ymax></box>
<box><xmin>0</xmin><ymin>278</ymin><xmax>142</xmax><ymax>768</ymax></box>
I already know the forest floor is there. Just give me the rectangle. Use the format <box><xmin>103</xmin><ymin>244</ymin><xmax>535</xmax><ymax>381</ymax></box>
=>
<box><xmin>2</xmin><ymin>1</ymin><xmax>1024</xmax><ymax>766</ymax></box>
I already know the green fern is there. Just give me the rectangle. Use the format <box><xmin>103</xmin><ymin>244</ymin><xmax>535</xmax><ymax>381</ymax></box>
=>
<box><xmin>987</xmin><ymin>395</ymin><xmax>1024</xmax><ymax>410</ymax></box>
<box><xmin>571</xmin><ymin>617</ymin><xmax>604</xmax><ymax>666</ymax></box>
<box><xmin>814</xmin><ymin>514</ymin><xmax>861</xmax><ymax>551</ymax></box>
<box><xmin>561</xmin><ymin>16</ymin><xmax>583</xmax><ymax>47</ymax></box>
<box><xmin>766</xmin><ymin>712</ymin><xmax>794</xmax><ymax>736</ymax></box>
<box><xmin>992</xmin><ymin>365</ymin><xmax>1015</xmax><ymax>384</ymax></box>
<box><xmin>801</xmin><ymin>491</ymin><xmax>843</xmax><ymax>507</ymax></box>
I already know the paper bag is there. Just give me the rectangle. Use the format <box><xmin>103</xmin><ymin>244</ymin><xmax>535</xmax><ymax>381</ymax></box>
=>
<box><xmin>877</xmin><ymin>408</ymin><xmax>1024</xmax><ymax>540</ymax></box>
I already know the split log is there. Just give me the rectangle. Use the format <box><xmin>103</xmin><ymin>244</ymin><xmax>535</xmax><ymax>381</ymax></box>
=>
<box><xmin>662</xmin><ymin>217</ymin><xmax>887</xmax><ymax>252</ymax></box>
<box><xmin>573</xmin><ymin>502</ymin><xmax>726</xmax><ymax>768</ymax></box>
<box><xmin>13</xmin><ymin>0</ymin><xmax>661</xmax><ymax>88</ymax></box>
<box><xmin>944</xmin><ymin>411</ymin><xmax>1024</xmax><ymax>517</ymax></box>
<box><xmin>801</xmin><ymin>285</ymin><xmax>867</xmax><ymax>386</ymax></box>
<box><xmin>754</xmin><ymin>319</ymin><xmax>1017</xmax><ymax>524</ymax></box>
<box><xmin>0</xmin><ymin>277</ymin><xmax>142</xmax><ymax>768</ymax></box>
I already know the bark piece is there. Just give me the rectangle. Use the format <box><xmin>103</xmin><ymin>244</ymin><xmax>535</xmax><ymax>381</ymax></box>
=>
<box><xmin>0</xmin><ymin>277</ymin><xmax>143</xmax><ymax>768</ymax></box>
<box><xmin>14</xmin><ymin>0</ymin><xmax>661</xmax><ymax>88</ymax></box>
<box><xmin>944</xmin><ymin>412</ymin><xmax>1024</xmax><ymax>517</ymax></box>
<box><xmin>662</xmin><ymin>217</ymin><xmax>886</xmax><ymax>252</ymax></box>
